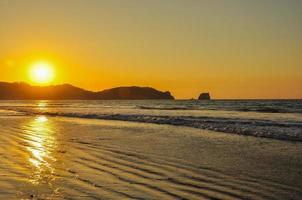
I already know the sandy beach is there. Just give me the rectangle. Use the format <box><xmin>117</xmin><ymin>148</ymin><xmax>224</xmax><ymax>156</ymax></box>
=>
<box><xmin>1</xmin><ymin>0</ymin><xmax>302</xmax><ymax>199</ymax></box>
<box><xmin>1</xmin><ymin>115</ymin><xmax>301</xmax><ymax>199</ymax></box>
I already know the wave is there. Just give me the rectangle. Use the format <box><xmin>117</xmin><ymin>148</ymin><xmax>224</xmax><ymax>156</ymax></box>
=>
<box><xmin>139</xmin><ymin>105</ymin><xmax>302</xmax><ymax>114</ymax></box>
<box><xmin>1</xmin><ymin>100</ymin><xmax>302</xmax><ymax>114</ymax></box>
<box><xmin>138</xmin><ymin>106</ymin><xmax>198</xmax><ymax>110</ymax></box>
<box><xmin>4</xmin><ymin>108</ymin><xmax>302</xmax><ymax>142</ymax></box>
<box><xmin>237</xmin><ymin>107</ymin><xmax>285</xmax><ymax>113</ymax></box>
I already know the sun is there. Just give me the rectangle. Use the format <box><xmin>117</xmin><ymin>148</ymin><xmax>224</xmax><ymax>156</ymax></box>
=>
<box><xmin>30</xmin><ymin>61</ymin><xmax>55</xmax><ymax>84</ymax></box>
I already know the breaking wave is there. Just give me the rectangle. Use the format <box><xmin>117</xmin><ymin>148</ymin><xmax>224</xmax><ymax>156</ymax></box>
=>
<box><xmin>4</xmin><ymin>108</ymin><xmax>302</xmax><ymax>142</ymax></box>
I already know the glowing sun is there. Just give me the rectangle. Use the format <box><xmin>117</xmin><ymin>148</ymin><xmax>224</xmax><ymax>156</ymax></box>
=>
<box><xmin>30</xmin><ymin>62</ymin><xmax>55</xmax><ymax>84</ymax></box>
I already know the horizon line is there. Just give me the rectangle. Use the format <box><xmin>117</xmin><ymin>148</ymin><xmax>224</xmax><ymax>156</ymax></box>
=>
<box><xmin>1</xmin><ymin>81</ymin><xmax>301</xmax><ymax>100</ymax></box>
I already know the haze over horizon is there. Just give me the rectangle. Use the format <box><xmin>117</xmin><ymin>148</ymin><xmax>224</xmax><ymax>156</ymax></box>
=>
<box><xmin>1</xmin><ymin>0</ymin><xmax>301</xmax><ymax>99</ymax></box>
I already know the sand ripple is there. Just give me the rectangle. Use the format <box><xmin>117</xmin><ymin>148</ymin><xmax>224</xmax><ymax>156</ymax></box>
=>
<box><xmin>0</xmin><ymin>116</ymin><xmax>301</xmax><ymax>199</ymax></box>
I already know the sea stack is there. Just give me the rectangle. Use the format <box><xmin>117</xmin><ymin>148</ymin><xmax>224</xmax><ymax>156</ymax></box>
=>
<box><xmin>198</xmin><ymin>93</ymin><xmax>211</xmax><ymax>100</ymax></box>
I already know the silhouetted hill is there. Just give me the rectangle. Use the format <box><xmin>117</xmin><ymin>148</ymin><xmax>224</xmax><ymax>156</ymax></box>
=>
<box><xmin>97</xmin><ymin>86</ymin><xmax>173</xmax><ymax>100</ymax></box>
<box><xmin>0</xmin><ymin>82</ymin><xmax>174</xmax><ymax>100</ymax></box>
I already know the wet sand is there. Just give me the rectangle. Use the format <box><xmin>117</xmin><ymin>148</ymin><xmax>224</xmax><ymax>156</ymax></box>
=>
<box><xmin>0</xmin><ymin>115</ymin><xmax>302</xmax><ymax>199</ymax></box>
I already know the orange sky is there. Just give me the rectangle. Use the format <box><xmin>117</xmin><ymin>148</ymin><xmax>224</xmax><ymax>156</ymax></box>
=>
<box><xmin>0</xmin><ymin>0</ymin><xmax>301</xmax><ymax>99</ymax></box>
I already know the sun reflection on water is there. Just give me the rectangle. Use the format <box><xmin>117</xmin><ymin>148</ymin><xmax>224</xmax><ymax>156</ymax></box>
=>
<box><xmin>37</xmin><ymin>100</ymin><xmax>48</xmax><ymax>111</ymax></box>
<box><xmin>26</xmin><ymin>116</ymin><xmax>57</xmax><ymax>185</ymax></box>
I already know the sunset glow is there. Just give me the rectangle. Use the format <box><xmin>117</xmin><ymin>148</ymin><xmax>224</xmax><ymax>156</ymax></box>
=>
<box><xmin>0</xmin><ymin>1</ymin><xmax>301</xmax><ymax>98</ymax></box>
<box><xmin>29</xmin><ymin>62</ymin><xmax>55</xmax><ymax>85</ymax></box>
<box><xmin>0</xmin><ymin>1</ymin><xmax>301</xmax><ymax>199</ymax></box>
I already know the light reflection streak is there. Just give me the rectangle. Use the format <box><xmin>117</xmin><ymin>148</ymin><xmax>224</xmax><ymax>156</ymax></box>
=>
<box><xmin>26</xmin><ymin>115</ymin><xmax>57</xmax><ymax>185</ymax></box>
<box><xmin>38</xmin><ymin>100</ymin><xmax>48</xmax><ymax>111</ymax></box>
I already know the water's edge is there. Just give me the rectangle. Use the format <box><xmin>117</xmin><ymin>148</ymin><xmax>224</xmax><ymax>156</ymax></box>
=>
<box><xmin>2</xmin><ymin>108</ymin><xmax>302</xmax><ymax>142</ymax></box>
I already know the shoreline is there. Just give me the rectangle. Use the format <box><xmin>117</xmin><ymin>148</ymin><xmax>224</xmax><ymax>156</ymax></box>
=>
<box><xmin>0</xmin><ymin>115</ymin><xmax>301</xmax><ymax>199</ymax></box>
<box><xmin>1</xmin><ymin>106</ymin><xmax>302</xmax><ymax>142</ymax></box>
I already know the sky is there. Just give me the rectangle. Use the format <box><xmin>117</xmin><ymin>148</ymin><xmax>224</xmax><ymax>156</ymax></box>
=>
<box><xmin>0</xmin><ymin>0</ymin><xmax>301</xmax><ymax>99</ymax></box>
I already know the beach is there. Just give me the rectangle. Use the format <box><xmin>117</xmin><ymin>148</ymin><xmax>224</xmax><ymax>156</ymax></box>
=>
<box><xmin>1</xmin><ymin>113</ymin><xmax>302</xmax><ymax>199</ymax></box>
<box><xmin>1</xmin><ymin>0</ymin><xmax>302</xmax><ymax>198</ymax></box>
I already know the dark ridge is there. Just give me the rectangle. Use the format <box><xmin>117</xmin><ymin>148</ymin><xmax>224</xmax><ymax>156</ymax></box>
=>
<box><xmin>0</xmin><ymin>82</ymin><xmax>174</xmax><ymax>100</ymax></box>
<box><xmin>97</xmin><ymin>86</ymin><xmax>174</xmax><ymax>100</ymax></box>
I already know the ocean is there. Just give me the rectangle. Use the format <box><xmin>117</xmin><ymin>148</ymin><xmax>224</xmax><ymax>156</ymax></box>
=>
<box><xmin>0</xmin><ymin>100</ymin><xmax>302</xmax><ymax>199</ymax></box>
<box><xmin>1</xmin><ymin>100</ymin><xmax>302</xmax><ymax>141</ymax></box>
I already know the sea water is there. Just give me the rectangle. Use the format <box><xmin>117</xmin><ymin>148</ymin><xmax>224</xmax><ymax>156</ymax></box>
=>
<box><xmin>0</xmin><ymin>100</ymin><xmax>301</xmax><ymax>141</ymax></box>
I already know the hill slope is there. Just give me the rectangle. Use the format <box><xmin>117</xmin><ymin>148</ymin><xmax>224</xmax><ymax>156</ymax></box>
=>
<box><xmin>0</xmin><ymin>82</ymin><xmax>174</xmax><ymax>100</ymax></box>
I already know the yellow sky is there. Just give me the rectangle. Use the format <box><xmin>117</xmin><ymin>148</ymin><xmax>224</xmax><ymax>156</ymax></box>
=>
<box><xmin>0</xmin><ymin>0</ymin><xmax>301</xmax><ymax>99</ymax></box>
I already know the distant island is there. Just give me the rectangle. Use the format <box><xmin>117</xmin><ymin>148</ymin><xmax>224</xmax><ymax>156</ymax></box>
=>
<box><xmin>198</xmin><ymin>93</ymin><xmax>211</xmax><ymax>100</ymax></box>
<box><xmin>0</xmin><ymin>82</ymin><xmax>174</xmax><ymax>100</ymax></box>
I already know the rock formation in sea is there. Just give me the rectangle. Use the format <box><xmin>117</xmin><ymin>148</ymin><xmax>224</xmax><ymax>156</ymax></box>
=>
<box><xmin>198</xmin><ymin>93</ymin><xmax>211</xmax><ymax>100</ymax></box>
<box><xmin>0</xmin><ymin>82</ymin><xmax>175</xmax><ymax>100</ymax></box>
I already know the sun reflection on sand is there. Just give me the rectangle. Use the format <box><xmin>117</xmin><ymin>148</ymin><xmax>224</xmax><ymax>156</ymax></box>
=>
<box><xmin>26</xmin><ymin>116</ymin><xmax>57</xmax><ymax>185</ymax></box>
